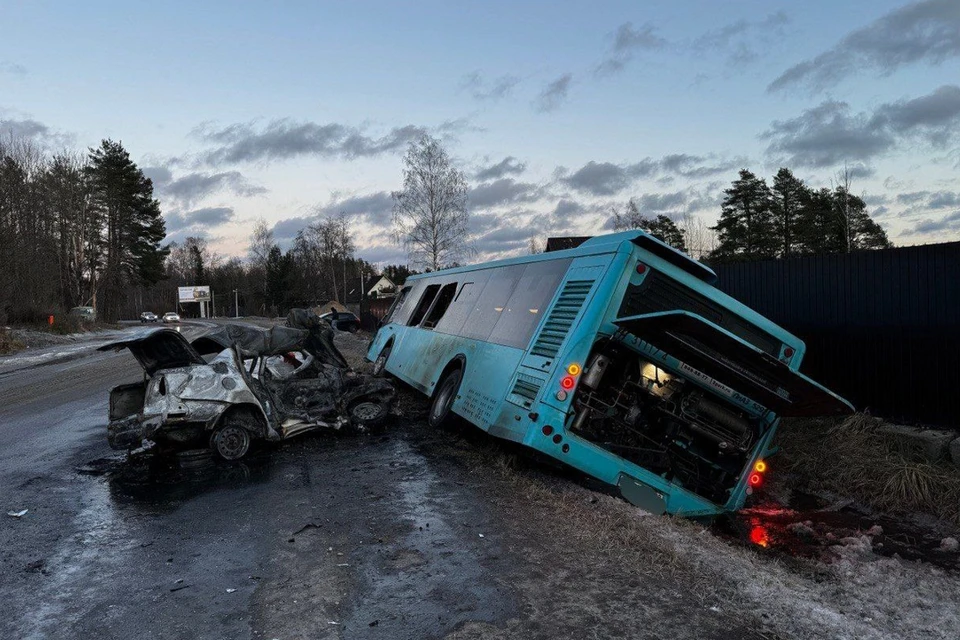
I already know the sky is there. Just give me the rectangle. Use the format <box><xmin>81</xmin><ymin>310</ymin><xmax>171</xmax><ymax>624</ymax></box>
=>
<box><xmin>2</xmin><ymin>0</ymin><xmax>959</xmax><ymax>267</ymax></box>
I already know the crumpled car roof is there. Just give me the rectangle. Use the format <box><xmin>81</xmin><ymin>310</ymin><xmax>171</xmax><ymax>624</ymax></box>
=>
<box><xmin>191</xmin><ymin>320</ymin><xmax>350</xmax><ymax>369</ymax></box>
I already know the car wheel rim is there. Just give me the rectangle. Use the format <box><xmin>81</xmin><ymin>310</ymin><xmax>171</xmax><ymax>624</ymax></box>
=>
<box><xmin>215</xmin><ymin>425</ymin><xmax>250</xmax><ymax>460</ymax></box>
<box><xmin>352</xmin><ymin>402</ymin><xmax>383</xmax><ymax>421</ymax></box>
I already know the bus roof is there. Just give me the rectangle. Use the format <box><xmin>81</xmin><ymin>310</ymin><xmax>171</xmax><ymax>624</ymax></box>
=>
<box><xmin>405</xmin><ymin>230</ymin><xmax>718</xmax><ymax>285</ymax></box>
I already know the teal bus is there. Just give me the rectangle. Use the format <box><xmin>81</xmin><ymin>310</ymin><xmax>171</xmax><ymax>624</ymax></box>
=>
<box><xmin>366</xmin><ymin>231</ymin><xmax>852</xmax><ymax>517</ymax></box>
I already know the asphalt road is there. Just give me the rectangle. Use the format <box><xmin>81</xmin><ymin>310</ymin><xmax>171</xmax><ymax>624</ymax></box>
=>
<box><xmin>0</xmin><ymin>325</ymin><xmax>769</xmax><ymax>640</ymax></box>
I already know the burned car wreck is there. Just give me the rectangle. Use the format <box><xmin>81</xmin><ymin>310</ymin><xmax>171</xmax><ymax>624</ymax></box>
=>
<box><xmin>100</xmin><ymin>318</ymin><xmax>394</xmax><ymax>460</ymax></box>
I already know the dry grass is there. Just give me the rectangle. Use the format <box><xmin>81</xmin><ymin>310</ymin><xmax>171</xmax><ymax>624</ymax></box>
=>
<box><xmin>776</xmin><ymin>413</ymin><xmax>960</xmax><ymax>525</ymax></box>
<box><xmin>0</xmin><ymin>327</ymin><xmax>25</xmax><ymax>355</ymax></box>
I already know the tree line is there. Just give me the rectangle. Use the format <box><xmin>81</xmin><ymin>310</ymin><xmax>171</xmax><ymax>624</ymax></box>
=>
<box><xmin>1</xmin><ymin>127</ymin><xmax>893</xmax><ymax>325</ymax></box>
<box><xmin>0</xmin><ymin>137</ymin><xmax>167</xmax><ymax>324</ymax></box>
<box><xmin>611</xmin><ymin>167</ymin><xmax>891</xmax><ymax>263</ymax></box>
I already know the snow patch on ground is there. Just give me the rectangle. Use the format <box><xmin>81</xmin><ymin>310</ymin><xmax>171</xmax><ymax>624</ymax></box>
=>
<box><xmin>589</xmin><ymin>491</ymin><xmax>959</xmax><ymax>639</ymax></box>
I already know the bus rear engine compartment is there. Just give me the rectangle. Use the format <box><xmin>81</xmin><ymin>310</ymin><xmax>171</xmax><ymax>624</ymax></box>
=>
<box><xmin>568</xmin><ymin>341</ymin><xmax>762</xmax><ymax>504</ymax></box>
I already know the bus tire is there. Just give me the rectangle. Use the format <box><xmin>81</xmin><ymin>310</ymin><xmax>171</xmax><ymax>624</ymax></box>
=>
<box><xmin>429</xmin><ymin>367</ymin><xmax>462</xmax><ymax>429</ymax></box>
<box><xmin>372</xmin><ymin>346</ymin><xmax>391</xmax><ymax>376</ymax></box>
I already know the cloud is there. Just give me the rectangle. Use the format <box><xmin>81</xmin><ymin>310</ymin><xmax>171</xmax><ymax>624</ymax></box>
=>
<box><xmin>0</xmin><ymin>117</ymin><xmax>72</xmax><ymax>147</ymax></box>
<box><xmin>769</xmin><ymin>0</ymin><xmax>960</xmax><ymax>93</ymax></box>
<box><xmin>315</xmin><ymin>191</ymin><xmax>394</xmax><ymax>227</ymax></box>
<box><xmin>762</xmin><ymin>86</ymin><xmax>960</xmax><ymax>167</ymax></box>
<box><xmin>904</xmin><ymin>210</ymin><xmax>960</xmax><ymax>235</ymax></box>
<box><xmin>0</xmin><ymin>62</ymin><xmax>27</xmax><ymax>76</ymax></box>
<box><xmin>156</xmin><ymin>170</ymin><xmax>267</xmax><ymax>207</ymax></box>
<box><xmin>142</xmin><ymin>166</ymin><xmax>174</xmax><ymax>187</ymax></box>
<box><xmin>460</xmin><ymin>72</ymin><xmax>521</xmax><ymax>101</ymax></box>
<box><xmin>553</xmin><ymin>199</ymin><xmax>586</xmax><ymax>220</ymax></box>
<box><xmin>165</xmin><ymin>206</ymin><xmax>235</xmax><ymax>233</ymax></box>
<box><xmin>597</xmin><ymin>23</ymin><xmax>667</xmax><ymax>75</ymax></box>
<box><xmin>869</xmin><ymin>84</ymin><xmax>960</xmax><ymax>144</ymax></box>
<box><xmin>560</xmin><ymin>155</ymin><xmax>736</xmax><ymax>196</ymax></box>
<box><xmin>562</xmin><ymin>160</ymin><xmax>657</xmax><ymax>196</ymax></box>
<box><xmin>535</xmin><ymin>73</ymin><xmax>573</xmax><ymax>112</ymax></box>
<box><xmin>468</xmin><ymin>178</ymin><xmax>539</xmax><ymax>209</ymax></box>
<box><xmin>474</xmin><ymin>156</ymin><xmax>527</xmax><ymax>181</ymax></box>
<box><xmin>271</xmin><ymin>216</ymin><xmax>314</xmax><ymax>242</ymax></box>
<box><xmin>693</xmin><ymin>11</ymin><xmax>789</xmax><ymax>66</ymax></box>
<box><xmin>193</xmin><ymin>118</ymin><xmax>468</xmax><ymax>165</ymax></box>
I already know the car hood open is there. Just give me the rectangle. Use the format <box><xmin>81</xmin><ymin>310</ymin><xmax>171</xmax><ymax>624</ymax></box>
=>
<box><xmin>614</xmin><ymin>311</ymin><xmax>854</xmax><ymax>417</ymax></box>
<box><xmin>98</xmin><ymin>328</ymin><xmax>205</xmax><ymax>376</ymax></box>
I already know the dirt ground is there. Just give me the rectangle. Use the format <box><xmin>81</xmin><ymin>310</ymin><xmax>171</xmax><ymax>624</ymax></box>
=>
<box><xmin>329</xmin><ymin>330</ymin><xmax>960</xmax><ymax>640</ymax></box>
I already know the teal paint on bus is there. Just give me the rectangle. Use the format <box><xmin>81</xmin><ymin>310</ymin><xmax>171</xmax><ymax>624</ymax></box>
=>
<box><xmin>367</xmin><ymin>231</ymin><xmax>852</xmax><ymax>517</ymax></box>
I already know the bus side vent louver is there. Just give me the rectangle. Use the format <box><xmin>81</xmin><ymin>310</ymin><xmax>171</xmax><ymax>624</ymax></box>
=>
<box><xmin>510</xmin><ymin>374</ymin><xmax>543</xmax><ymax>408</ymax></box>
<box><xmin>530</xmin><ymin>279</ymin><xmax>595</xmax><ymax>359</ymax></box>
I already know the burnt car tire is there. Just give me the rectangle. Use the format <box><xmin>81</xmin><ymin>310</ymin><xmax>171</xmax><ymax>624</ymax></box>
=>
<box><xmin>349</xmin><ymin>401</ymin><xmax>388</xmax><ymax>430</ymax></box>
<box><xmin>429</xmin><ymin>368</ymin><xmax>462</xmax><ymax>429</ymax></box>
<box><xmin>210</xmin><ymin>423</ymin><xmax>252</xmax><ymax>461</ymax></box>
<box><xmin>372</xmin><ymin>347</ymin><xmax>391</xmax><ymax>376</ymax></box>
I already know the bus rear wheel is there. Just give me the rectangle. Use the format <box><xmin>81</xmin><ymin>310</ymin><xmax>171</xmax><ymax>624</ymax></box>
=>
<box><xmin>429</xmin><ymin>368</ymin><xmax>462</xmax><ymax>429</ymax></box>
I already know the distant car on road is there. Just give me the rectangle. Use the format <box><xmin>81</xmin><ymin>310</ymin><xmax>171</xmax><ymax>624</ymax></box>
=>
<box><xmin>162</xmin><ymin>312</ymin><xmax>180</xmax><ymax>324</ymax></box>
<box><xmin>320</xmin><ymin>311</ymin><xmax>360</xmax><ymax>333</ymax></box>
<box><xmin>69</xmin><ymin>306</ymin><xmax>97</xmax><ymax>323</ymax></box>
<box><xmin>140</xmin><ymin>312</ymin><xmax>158</xmax><ymax>323</ymax></box>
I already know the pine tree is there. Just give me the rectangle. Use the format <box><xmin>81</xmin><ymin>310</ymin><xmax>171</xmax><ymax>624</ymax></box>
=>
<box><xmin>711</xmin><ymin>169</ymin><xmax>777</xmax><ymax>262</ymax></box>
<box><xmin>613</xmin><ymin>198</ymin><xmax>687</xmax><ymax>252</ymax></box>
<box><xmin>85</xmin><ymin>139</ymin><xmax>168</xmax><ymax>320</ymax></box>
<box><xmin>771</xmin><ymin>168</ymin><xmax>805</xmax><ymax>258</ymax></box>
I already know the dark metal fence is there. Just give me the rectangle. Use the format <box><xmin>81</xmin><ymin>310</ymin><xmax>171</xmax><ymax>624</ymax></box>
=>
<box><xmin>712</xmin><ymin>242</ymin><xmax>960</xmax><ymax>427</ymax></box>
<box><xmin>350</xmin><ymin>297</ymin><xmax>394</xmax><ymax>331</ymax></box>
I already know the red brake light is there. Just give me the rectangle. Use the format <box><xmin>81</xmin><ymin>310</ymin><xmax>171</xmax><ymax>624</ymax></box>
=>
<box><xmin>560</xmin><ymin>375</ymin><xmax>576</xmax><ymax>390</ymax></box>
<box><xmin>749</xmin><ymin>473</ymin><xmax>762</xmax><ymax>486</ymax></box>
<box><xmin>783</xmin><ymin>347</ymin><xmax>794</xmax><ymax>358</ymax></box>
<box><xmin>749</xmin><ymin>526</ymin><xmax>769</xmax><ymax>547</ymax></box>
<box><xmin>636</xmin><ymin>264</ymin><xmax>647</xmax><ymax>274</ymax></box>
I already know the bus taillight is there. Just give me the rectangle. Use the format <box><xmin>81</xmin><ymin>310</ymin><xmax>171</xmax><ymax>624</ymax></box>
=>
<box><xmin>749</xmin><ymin>473</ymin><xmax>762</xmax><ymax>486</ymax></box>
<box><xmin>560</xmin><ymin>375</ymin><xmax>576</xmax><ymax>390</ymax></box>
<box><xmin>567</xmin><ymin>363</ymin><xmax>581</xmax><ymax>376</ymax></box>
<box><xmin>754</xmin><ymin>460</ymin><xmax>767</xmax><ymax>473</ymax></box>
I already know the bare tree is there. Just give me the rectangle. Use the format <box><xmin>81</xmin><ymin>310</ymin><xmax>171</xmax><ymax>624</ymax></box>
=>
<box><xmin>392</xmin><ymin>135</ymin><xmax>469</xmax><ymax>271</ymax></box>
<box><xmin>678</xmin><ymin>212</ymin><xmax>717</xmax><ymax>260</ymax></box>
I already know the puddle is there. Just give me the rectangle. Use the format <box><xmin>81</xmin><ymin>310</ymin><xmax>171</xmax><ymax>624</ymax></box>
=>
<box><xmin>80</xmin><ymin>450</ymin><xmax>275</xmax><ymax>507</ymax></box>
<box><xmin>716</xmin><ymin>490</ymin><xmax>960</xmax><ymax>571</ymax></box>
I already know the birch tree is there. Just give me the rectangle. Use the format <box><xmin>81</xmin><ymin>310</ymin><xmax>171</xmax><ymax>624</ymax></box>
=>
<box><xmin>392</xmin><ymin>135</ymin><xmax>469</xmax><ymax>271</ymax></box>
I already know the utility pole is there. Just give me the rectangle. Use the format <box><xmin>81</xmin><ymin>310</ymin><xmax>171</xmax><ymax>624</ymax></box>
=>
<box><xmin>233</xmin><ymin>289</ymin><xmax>239</xmax><ymax>318</ymax></box>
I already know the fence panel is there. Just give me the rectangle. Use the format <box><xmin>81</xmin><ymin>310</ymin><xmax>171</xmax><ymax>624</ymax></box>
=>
<box><xmin>712</xmin><ymin>242</ymin><xmax>960</xmax><ymax>427</ymax></box>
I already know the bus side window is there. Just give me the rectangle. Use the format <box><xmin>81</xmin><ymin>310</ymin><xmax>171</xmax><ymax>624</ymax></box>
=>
<box><xmin>434</xmin><ymin>275</ymin><xmax>489</xmax><ymax>336</ymax></box>
<box><xmin>408</xmin><ymin>284</ymin><xmax>441</xmax><ymax>326</ymax></box>
<box><xmin>460</xmin><ymin>265</ymin><xmax>525</xmax><ymax>341</ymax></box>
<box><xmin>488</xmin><ymin>259</ymin><xmax>571</xmax><ymax>348</ymax></box>
<box><xmin>382</xmin><ymin>286</ymin><xmax>411</xmax><ymax>325</ymax></box>
<box><xmin>421</xmin><ymin>283</ymin><xmax>457</xmax><ymax>329</ymax></box>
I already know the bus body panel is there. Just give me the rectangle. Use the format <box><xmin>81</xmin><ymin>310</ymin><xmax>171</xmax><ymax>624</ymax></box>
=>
<box><xmin>367</xmin><ymin>231</ymin><xmax>851</xmax><ymax>517</ymax></box>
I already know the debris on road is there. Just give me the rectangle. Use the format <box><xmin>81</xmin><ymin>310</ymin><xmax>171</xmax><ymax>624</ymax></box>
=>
<box><xmin>7</xmin><ymin>509</ymin><xmax>28</xmax><ymax>518</ymax></box>
<box><xmin>98</xmin><ymin>311</ymin><xmax>395</xmax><ymax>461</ymax></box>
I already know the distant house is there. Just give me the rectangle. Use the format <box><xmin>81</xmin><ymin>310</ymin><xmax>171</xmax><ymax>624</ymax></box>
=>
<box><xmin>367</xmin><ymin>275</ymin><xmax>397</xmax><ymax>298</ymax></box>
<box><xmin>545</xmin><ymin>236</ymin><xmax>592</xmax><ymax>252</ymax></box>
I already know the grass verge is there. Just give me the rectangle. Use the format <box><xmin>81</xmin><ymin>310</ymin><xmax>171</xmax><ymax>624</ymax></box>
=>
<box><xmin>776</xmin><ymin>413</ymin><xmax>960</xmax><ymax>526</ymax></box>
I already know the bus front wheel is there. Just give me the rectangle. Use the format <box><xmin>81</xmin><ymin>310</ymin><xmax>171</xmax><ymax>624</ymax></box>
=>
<box><xmin>372</xmin><ymin>346</ymin><xmax>391</xmax><ymax>376</ymax></box>
<box><xmin>429</xmin><ymin>368</ymin><xmax>462</xmax><ymax>429</ymax></box>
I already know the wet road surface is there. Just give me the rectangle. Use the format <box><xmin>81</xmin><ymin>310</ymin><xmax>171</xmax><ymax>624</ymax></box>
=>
<box><xmin>0</xmin><ymin>327</ymin><xmax>519</xmax><ymax>639</ymax></box>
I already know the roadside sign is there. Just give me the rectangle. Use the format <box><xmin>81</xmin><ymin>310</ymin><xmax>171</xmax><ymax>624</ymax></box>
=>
<box><xmin>178</xmin><ymin>286</ymin><xmax>211</xmax><ymax>303</ymax></box>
